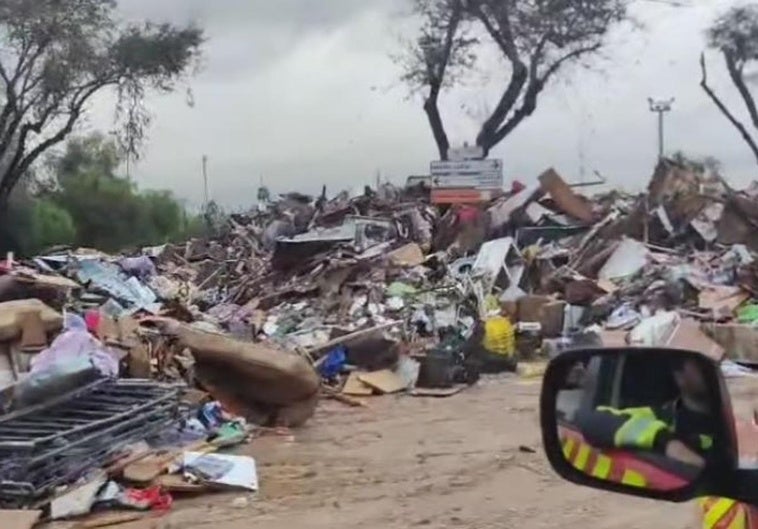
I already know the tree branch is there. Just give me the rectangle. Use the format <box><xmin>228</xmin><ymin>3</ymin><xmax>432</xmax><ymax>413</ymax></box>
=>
<box><xmin>0</xmin><ymin>81</ymin><xmax>109</xmax><ymax>199</ymax></box>
<box><xmin>539</xmin><ymin>43</ymin><xmax>601</xmax><ymax>85</ymax></box>
<box><xmin>468</xmin><ymin>1</ymin><xmax>520</xmax><ymax>62</ymax></box>
<box><xmin>700</xmin><ymin>53</ymin><xmax>758</xmax><ymax>165</ymax></box>
<box><xmin>484</xmin><ymin>44</ymin><xmax>600</xmax><ymax>150</ymax></box>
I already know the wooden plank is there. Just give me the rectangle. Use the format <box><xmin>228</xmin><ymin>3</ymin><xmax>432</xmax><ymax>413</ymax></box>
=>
<box><xmin>410</xmin><ymin>386</ymin><xmax>467</xmax><ymax>398</ymax></box>
<box><xmin>73</xmin><ymin>512</ymin><xmax>144</xmax><ymax>528</ymax></box>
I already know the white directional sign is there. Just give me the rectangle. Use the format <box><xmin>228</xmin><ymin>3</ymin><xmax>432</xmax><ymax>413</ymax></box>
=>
<box><xmin>430</xmin><ymin>159</ymin><xmax>504</xmax><ymax>190</ymax></box>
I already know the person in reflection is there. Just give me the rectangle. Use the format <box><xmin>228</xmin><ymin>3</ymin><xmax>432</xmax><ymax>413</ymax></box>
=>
<box><xmin>575</xmin><ymin>358</ymin><xmax>716</xmax><ymax>469</ymax></box>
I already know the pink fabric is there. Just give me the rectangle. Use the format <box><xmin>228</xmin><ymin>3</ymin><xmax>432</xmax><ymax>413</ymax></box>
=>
<box><xmin>85</xmin><ymin>310</ymin><xmax>101</xmax><ymax>335</ymax></box>
<box><xmin>457</xmin><ymin>206</ymin><xmax>480</xmax><ymax>224</ymax></box>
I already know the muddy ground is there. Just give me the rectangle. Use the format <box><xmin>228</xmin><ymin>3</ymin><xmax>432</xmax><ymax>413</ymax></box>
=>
<box><xmin>140</xmin><ymin>375</ymin><xmax>700</xmax><ymax>529</ymax></box>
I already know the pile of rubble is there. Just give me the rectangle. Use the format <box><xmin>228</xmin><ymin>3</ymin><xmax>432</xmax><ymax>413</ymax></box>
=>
<box><xmin>3</xmin><ymin>157</ymin><xmax>758</xmax><ymax>525</ymax></box>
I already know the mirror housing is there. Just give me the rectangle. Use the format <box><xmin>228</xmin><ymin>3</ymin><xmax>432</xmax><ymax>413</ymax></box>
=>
<box><xmin>541</xmin><ymin>347</ymin><xmax>741</xmax><ymax>503</ymax></box>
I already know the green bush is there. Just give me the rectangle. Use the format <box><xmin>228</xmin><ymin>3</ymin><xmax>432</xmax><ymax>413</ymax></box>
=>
<box><xmin>0</xmin><ymin>133</ymin><xmax>218</xmax><ymax>256</ymax></box>
<box><xmin>31</xmin><ymin>200</ymin><xmax>76</xmax><ymax>251</ymax></box>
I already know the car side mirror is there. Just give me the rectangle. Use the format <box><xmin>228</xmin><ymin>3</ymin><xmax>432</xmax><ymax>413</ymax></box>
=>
<box><xmin>540</xmin><ymin>347</ymin><xmax>742</xmax><ymax>503</ymax></box>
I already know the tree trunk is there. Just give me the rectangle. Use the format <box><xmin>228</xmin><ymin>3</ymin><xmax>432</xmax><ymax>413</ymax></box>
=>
<box><xmin>0</xmin><ymin>170</ymin><xmax>17</xmax><ymax>216</ymax></box>
<box><xmin>424</xmin><ymin>91</ymin><xmax>450</xmax><ymax>161</ymax></box>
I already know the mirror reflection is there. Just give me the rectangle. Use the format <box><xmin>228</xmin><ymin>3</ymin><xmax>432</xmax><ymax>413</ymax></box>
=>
<box><xmin>555</xmin><ymin>352</ymin><xmax>720</xmax><ymax>491</ymax></box>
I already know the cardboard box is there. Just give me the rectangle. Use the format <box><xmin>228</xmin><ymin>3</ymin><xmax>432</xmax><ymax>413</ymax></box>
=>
<box><xmin>702</xmin><ymin>323</ymin><xmax>758</xmax><ymax>362</ymax></box>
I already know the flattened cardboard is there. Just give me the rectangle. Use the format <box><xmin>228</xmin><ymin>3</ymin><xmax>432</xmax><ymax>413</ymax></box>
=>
<box><xmin>666</xmin><ymin>319</ymin><xmax>725</xmax><ymax>362</ymax></box>
<box><xmin>342</xmin><ymin>372</ymin><xmax>373</xmax><ymax>396</ymax></box>
<box><xmin>698</xmin><ymin>286</ymin><xmax>749</xmax><ymax>315</ymax></box>
<box><xmin>601</xmin><ymin>330</ymin><xmax>629</xmax><ymax>348</ymax></box>
<box><xmin>703</xmin><ymin>323</ymin><xmax>758</xmax><ymax>362</ymax></box>
<box><xmin>387</xmin><ymin>243</ymin><xmax>425</xmax><ymax>267</ymax></box>
<box><xmin>17</xmin><ymin>310</ymin><xmax>48</xmax><ymax>351</ymax></box>
<box><xmin>3</xmin><ymin>510</ymin><xmax>41</xmax><ymax>529</ymax></box>
<box><xmin>358</xmin><ymin>370</ymin><xmax>407</xmax><ymax>394</ymax></box>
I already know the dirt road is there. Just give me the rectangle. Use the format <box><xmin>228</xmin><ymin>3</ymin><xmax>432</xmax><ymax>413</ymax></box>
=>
<box><xmin>160</xmin><ymin>375</ymin><xmax>696</xmax><ymax>529</ymax></box>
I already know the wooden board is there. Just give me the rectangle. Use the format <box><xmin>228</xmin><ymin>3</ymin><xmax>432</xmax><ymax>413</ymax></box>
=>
<box><xmin>153</xmin><ymin>474</ymin><xmax>210</xmax><ymax>493</ymax></box>
<box><xmin>358</xmin><ymin>370</ymin><xmax>407</xmax><ymax>394</ymax></box>
<box><xmin>2</xmin><ymin>510</ymin><xmax>41</xmax><ymax>529</ymax></box>
<box><xmin>341</xmin><ymin>372</ymin><xmax>373</xmax><ymax>396</ymax></box>
<box><xmin>16</xmin><ymin>272</ymin><xmax>81</xmax><ymax>290</ymax></box>
<box><xmin>410</xmin><ymin>386</ymin><xmax>467</xmax><ymax>398</ymax></box>
<box><xmin>73</xmin><ymin>512</ymin><xmax>144</xmax><ymax>528</ymax></box>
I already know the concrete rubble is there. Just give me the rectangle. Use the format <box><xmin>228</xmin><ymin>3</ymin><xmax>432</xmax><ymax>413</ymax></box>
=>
<box><xmin>3</xmin><ymin>157</ymin><xmax>758</xmax><ymax>524</ymax></box>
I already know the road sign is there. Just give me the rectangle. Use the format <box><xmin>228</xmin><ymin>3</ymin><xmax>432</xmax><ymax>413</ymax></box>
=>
<box><xmin>430</xmin><ymin>159</ymin><xmax>503</xmax><ymax>190</ymax></box>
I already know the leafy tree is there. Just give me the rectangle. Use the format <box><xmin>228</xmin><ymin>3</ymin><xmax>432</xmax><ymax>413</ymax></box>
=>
<box><xmin>398</xmin><ymin>0</ymin><xmax>629</xmax><ymax>159</ymax></box>
<box><xmin>50</xmin><ymin>133</ymin><xmax>121</xmax><ymax>184</ymax></box>
<box><xmin>701</xmin><ymin>4</ymin><xmax>758</xmax><ymax>165</ymax></box>
<box><xmin>0</xmin><ymin>0</ymin><xmax>203</xmax><ymax>210</ymax></box>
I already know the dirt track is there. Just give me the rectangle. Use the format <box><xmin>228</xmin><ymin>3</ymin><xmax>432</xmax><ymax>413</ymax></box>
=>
<box><xmin>155</xmin><ymin>375</ymin><xmax>696</xmax><ymax>529</ymax></box>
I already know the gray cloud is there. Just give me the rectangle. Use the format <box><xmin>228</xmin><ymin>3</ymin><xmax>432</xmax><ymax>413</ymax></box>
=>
<box><xmin>88</xmin><ymin>0</ymin><xmax>758</xmax><ymax>210</ymax></box>
<box><xmin>120</xmin><ymin>0</ymin><xmax>382</xmax><ymax>29</ymax></box>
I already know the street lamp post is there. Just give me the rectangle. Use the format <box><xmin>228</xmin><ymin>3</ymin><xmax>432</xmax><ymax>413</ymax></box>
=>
<box><xmin>648</xmin><ymin>97</ymin><xmax>675</xmax><ymax>159</ymax></box>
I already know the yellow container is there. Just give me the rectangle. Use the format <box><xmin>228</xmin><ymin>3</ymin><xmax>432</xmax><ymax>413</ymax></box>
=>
<box><xmin>482</xmin><ymin>316</ymin><xmax>516</xmax><ymax>357</ymax></box>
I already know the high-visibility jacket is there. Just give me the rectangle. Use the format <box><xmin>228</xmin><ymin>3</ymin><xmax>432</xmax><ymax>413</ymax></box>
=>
<box><xmin>575</xmin><ymin>400</ymin><xmax>715</xmax><ymax>457</ymax></box>
<box><xmin>572</xmin><ymin>403</ymin><xmax>748</xmax><ymax>529</ymax></box>
<box><xmin>561</xmin><ymin>427</ymin><xmax>751</xmax><ymax>529</ymax></box>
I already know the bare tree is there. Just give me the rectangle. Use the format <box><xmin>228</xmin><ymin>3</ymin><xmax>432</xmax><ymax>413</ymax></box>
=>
<box><xmin>398</xmin><ymin>0</ymin><xmax>629</xmax><ymax>159</ymax></box>
<box><xmin>702</xmin><ymin>4</ymin><xmax>758</xmax><ymax>165</ymax></box>
<box><xmin>0</xmin><ymin>0</ymin><xmax>203</xmax><ymax>211</ymax></box>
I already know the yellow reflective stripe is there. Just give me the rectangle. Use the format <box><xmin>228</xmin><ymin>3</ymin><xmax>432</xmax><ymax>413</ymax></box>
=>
<box><xmin>704</xmin><ymin>499</ymin><xmax>738</xmax><ymax>529</ymax></box>
<box><xmin>621</xmin><ymin>469</ymin><xmax>646</xmax><ymax>488</ymax></box>
<box><xmin>562</xmin><ymin>438</ymin><xmax>575</xmax><ymax>460</ymax></box>
<box><xmin>598</xmin><ymin>406</ymin><xmax>656</xmax><ymax>417</ymax></box>
<box><xmin>592</xmin><ymin>454</ymin><xmax>612</xmax><ymax>479</ymax></box>
<box><xmin>574</xmin><ymin>443</ymin><xmax>591</xmax><ymax>471</ymax></box>
<box><xmin>727</xmin><ymin>508</ymin><xmax>746</xmax><ymax>529</ymax></box>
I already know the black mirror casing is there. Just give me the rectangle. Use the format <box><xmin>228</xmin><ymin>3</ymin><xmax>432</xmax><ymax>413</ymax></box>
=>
<box><xmin>540</xmin><ymin>347</ymin><xmax>740</xmax><ymax>503</ymax></box>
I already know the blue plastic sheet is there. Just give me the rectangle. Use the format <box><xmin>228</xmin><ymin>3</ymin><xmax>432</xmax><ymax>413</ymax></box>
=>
<box><xmin>319</xmin><ymin>346</ymin><xmax>347</xmax><ymax>379</ymax></box>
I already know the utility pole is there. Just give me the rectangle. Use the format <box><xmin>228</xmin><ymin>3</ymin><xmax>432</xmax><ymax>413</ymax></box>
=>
<box><xmin>648</xmin><ymin>97</ymin><xmax>675</xmax><ymax>159</ymax></box>
<box><xmin>202</xmin><ymin>155</ymin><xmax>209</xmax><ymax>210</ymax></box>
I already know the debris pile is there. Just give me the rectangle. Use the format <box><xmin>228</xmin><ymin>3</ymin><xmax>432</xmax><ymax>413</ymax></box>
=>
<box><xmin>4</xmin><ymin>156</ymin><xmax>758</xmax><ymax>524</ymax></box>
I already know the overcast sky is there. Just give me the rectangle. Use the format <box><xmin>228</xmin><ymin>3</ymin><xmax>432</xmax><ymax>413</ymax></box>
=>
<box><xmin>85</xmin><ymin>0</ymin><xmax>758</xmax><ymax>208</ymax></box>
